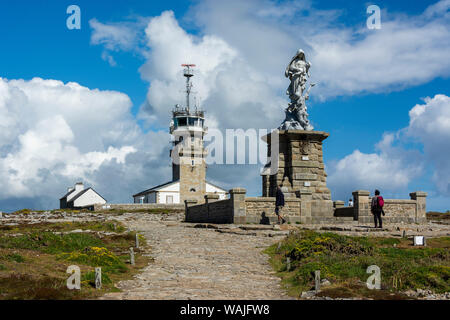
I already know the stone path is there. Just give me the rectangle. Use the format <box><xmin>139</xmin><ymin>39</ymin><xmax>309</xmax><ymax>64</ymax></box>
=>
<box><xmin>101</xmin><ymin>214</ymin><xmax>293</xmax><ymax>300</ymax></box>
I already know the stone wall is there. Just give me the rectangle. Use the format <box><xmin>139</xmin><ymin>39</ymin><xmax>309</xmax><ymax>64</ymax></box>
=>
<box><xmin>185</xmin><ymin>195</ymin><xmax>233</xmax><ymax>223</ymax></box>
<box><xmin>93</xmin><ymin>203</ymin><xmax>185</xmax><ymax>212</ymax></box>
<box><xmin>261</xmin><ymin>130</ymin><xmax>332</xmax><ymax>201</ymax></box>
<box><xmin>245</xmin><ymin>197</ymin><xmax>302</xmax><ymax>224</ymax></box>
<box><xmin>184</xmin><ymin>188</ymin><xmax>428</xmax><ymax>225</ymax></box>
<box><xmin>343</xmin><ymin>191</ymin><xmax>427</xmax><ymax>224</ymax></box>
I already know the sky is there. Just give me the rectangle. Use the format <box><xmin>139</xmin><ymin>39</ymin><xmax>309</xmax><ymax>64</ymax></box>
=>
<box><xmin>0</xmin><ymin>0</ymin><xmax>449</xmax><ymax>212</ymax></box>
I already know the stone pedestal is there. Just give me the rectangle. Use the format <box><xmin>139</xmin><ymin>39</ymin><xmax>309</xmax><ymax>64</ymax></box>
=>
<box><xmin>262</xmin><ymin>130</ymin><xmax>334</xmax><ymax>222</ymax></box>
<box><xmin>352</xmin><ymin>190</ymin><xmax>370</xmax><ymax>224</ymax></box>
<box><xmin>410</xmin><ymin>191</ymin><xmax>427</xmax><ymax>223</ymax></box>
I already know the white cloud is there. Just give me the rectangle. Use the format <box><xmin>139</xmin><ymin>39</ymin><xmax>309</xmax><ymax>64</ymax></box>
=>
<box><xmin>328</xmin><ymin>94</ymin><xmax>450</xmax><ymax>202</ymax></box>
<box><xmin>406</xmin><ymin>94</ymin><xmax>450</xmax><ymax>195</ymax></box>
<box><xmin>0</xmin><ymin>77</ymin><xmax>169</xmax><ymax>207</ymax></box>
<box><xmin>87</xmin><ymin>2</ymin><xmax>450</xmax><ymax>203</ymax></box>
<box><xmin>89</xmin><ymin>17</ymin><xmax>150</xmax><ymax>66</ymax></box>
<box><xmin>90</xmin><ymin>18</ymin><xmax>141</xmax><ymax>51</ymax></box>
<box><xmin>138</xmin><ymin>10</ymin><xmax>285</xmax><ymax>131</ymax></box>
<box><xmin>327</xmin><ymin>133</ymin><xmax>424</xmax><ymax>200</ymax></box>
<box><xmin>190</xmin><ymin>0</ymin><xmax>450</xmax><ymax>98</ymax></box>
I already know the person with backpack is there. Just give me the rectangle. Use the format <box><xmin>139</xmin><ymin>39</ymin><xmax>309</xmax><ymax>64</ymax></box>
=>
<box><xmin>371</xmin><ymin>189</ymin><xmax>385</xmax><ymax>228</ymax></box>
<box><xmin>275</xmin><ymin>185</ymin><xmax>287</xmax><ymax>224</ymax></box>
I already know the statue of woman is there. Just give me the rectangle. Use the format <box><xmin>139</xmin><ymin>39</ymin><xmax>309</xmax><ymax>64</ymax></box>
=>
<box><xmin>285</xmin><ymin>49</ymin><xmax>311</xmax><ymax>104</ymax></box>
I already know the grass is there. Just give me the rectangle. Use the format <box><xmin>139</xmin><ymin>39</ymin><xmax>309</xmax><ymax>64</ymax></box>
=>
<box><xmin>264</xmin><ymin>230</ymin><xmax>450</xmax><ymax>299</ymax></box>
<box><xmin>0</xmin><ymin>221</ymin><xmax>149</xmax><ymax>300</ymax></box>
<box><xmin>0</xmin><ymin>221</ymin><xmax>126</xmax><ymax>234</ymax></box>
<box><xmin>427</xmin><ymin>211</ymin><xmax>450</xmax><ymax>221</ymax></box>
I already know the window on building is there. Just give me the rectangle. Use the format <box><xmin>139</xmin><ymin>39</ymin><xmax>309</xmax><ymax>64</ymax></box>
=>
<box><xmin>178</xmin><ymin>117</ymin><xmax>187</xmax><ymax>126</ymax></box>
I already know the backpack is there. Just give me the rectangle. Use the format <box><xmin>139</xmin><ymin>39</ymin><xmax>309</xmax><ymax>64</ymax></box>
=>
<box><xmin>372</xmin><ymin>195</ymin><xmax>384</xmax><ymax>212</ymax></box>
<box><xmin>377</xmin><ymin>196</ymin><xmax>384</xmax><ymax>208</ymax></box>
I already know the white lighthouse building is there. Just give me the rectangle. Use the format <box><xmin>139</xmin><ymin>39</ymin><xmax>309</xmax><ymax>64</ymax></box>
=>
<box><xmin>133</xmin><ymin>65</ymin><xmax>226</xmax><ymax>204</ymax></box>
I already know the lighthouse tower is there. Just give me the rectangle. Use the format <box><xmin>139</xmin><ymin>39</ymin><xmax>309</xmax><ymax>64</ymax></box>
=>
<box><xmin>170</xmin><ymin>64</ymin><xmax>208</xmax><ymax>203</ymax></box>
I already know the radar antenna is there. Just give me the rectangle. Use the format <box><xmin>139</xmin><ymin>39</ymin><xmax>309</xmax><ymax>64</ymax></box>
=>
<box><xmin>182</xmin><ymin>64</ymin><xmax>196</xmax><ymax>113</ymax></box>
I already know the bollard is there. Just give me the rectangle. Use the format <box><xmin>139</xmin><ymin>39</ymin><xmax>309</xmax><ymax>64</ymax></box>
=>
<box><xmin>286</xmin><ymin>257</ymin><xmax>291</xmax><ymax>271</ymax></box>
<box><xmin>135</xmin><ymin>233</ymin><xmax>139</xmax><ymax>249</ymax></box>
<box><xmin>130</xmin><ymin>247</ymin><xmax>135</xmax><ymax>265</ymax></box>
<box><xmin>315</xmin><ymin>270</ymin><xmax>321</xmax><ymax>293</ymax></box>
<box><xmin>402</xmin><ymin>230</ymin><xmax>406</xmax><ymax>238</ymax></box>
<box><xmin>95</xmin><ymin>267</ymin><xmax>102</xmax><ymax>289</ymax></box>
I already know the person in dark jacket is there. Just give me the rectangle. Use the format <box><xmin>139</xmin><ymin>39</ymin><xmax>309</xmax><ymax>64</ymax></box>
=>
<box><xmin>371</xmin><ymin>189</ymin><xmax>385</xmax><ymax>228</ymax></box>
<box><xmin>275</xmin><ymin>185</ymin><xmax>286</xmax><ymax>224</ymax></box>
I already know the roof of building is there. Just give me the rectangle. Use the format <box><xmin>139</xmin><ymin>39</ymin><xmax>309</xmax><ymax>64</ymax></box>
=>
<box><xmin>132</xmin><ymin>180</ymin><xmax>180</xmax><ymax>197</ymax></box>
<box><xmin>133</xmin><ymin>179</ymin><xmax>226</xmax><ymax>198</ymax></box>
<box><xmin>59</xmin><ymin>188</ymin><xmax>76</xmax><ymax>200</ymax></box>
<box><xmin>205</xmin><ymin>180</ymin><xmax>227</xmax><ymax>192</ymax></box>
<box><xmin>63</xmin><ymin>187</ymin><xmax>107</xmax><ymax>204</ymax></box>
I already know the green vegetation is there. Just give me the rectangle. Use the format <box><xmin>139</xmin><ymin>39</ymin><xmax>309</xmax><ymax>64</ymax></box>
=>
<box><xmin>265</xmin><ymin>230</ymin><xmax>450</xmax><ymax>299</ymax></box>
<box><xmin>427</xmin><ymin>211</ymin><xmax>450</xmax><ymax>221</ymax></box>
<box><xmin>0</xmin><ymin>221</ymin><xmax>149</xmax><ymax>300</ymax></box>
<box><xmin>0</xmin><ymin>221</ymin><xmax>126</xmax><ymax>234</ymax></box>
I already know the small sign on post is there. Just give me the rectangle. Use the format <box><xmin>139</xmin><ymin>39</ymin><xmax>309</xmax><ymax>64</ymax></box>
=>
<box><xmin>414</xmin><ymin>236</ymin><xmax>426</xmax><ymax>246</ymax></box>
<box><xmin>315</xmin><ymin>270</ymin><xmax>321</xmax><ymax>293</ymax></box>
<box><xmin>135</xmin><ymin>233</ymin><xmax>140</xmax><ymax>249</ymax></box>
<box><xmin>130</xmin><ymin>247</ymin><xmax>135</xmax><ymax>265</ymax></box>
<box><xmin>95</xmin><ymin>267</ymin><xmax>102</xmax><ymax>289</ymax></box>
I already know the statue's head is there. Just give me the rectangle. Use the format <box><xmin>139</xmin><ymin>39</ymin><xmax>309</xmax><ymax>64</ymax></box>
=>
<box><xmin>295</xmin><ymin>49</ymin><xmax>305</xmax><ymax>60</ymax></box>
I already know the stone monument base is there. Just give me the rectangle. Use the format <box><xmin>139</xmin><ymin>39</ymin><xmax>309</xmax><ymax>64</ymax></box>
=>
<box><xmin>261</xmin><ymin>129</ymin><xmax>334</xmax><ymax>222</ymax></box>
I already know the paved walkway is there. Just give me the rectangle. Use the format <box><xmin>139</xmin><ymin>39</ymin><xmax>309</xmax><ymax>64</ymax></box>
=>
<box><xmin>101</xmin><ymin>214</ymin><xmax>292</xmax><ymax>300</ymax></box>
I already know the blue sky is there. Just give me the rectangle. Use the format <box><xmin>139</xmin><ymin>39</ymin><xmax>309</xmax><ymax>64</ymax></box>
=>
<box><xmin>0</xmin><ymin>0</ymin><xmax>449</xmax><ymax>212</ymax></box>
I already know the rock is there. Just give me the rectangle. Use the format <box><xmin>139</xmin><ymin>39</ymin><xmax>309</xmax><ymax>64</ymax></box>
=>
<box><xmin>321</xmin><ymin>279</ymin><xmax>331</xmax><ymax>287</ymax></box>
<box><xmin>301</xmin><ymin>291</ymin><xmax>316</xmax><ymax>298</ymax></box>
<box><xmin>404</xmin><ymin>290</ymin><xmax>416</xmax><ymax>297</ymax></box>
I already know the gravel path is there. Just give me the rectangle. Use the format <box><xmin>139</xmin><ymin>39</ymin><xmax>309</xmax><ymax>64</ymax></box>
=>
<box><xmin>101</xmin><ymin>214</ymin><xmax>293</xmax><ymax>300</ymax></box>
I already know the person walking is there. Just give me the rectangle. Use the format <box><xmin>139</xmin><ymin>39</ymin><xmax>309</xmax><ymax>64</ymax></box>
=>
<box><xmin>371</xmin><ymin>189</ymin><xmax>385</xmax><ymax>228</ymax></box>
<box><xmin>275</xmin><ymin>185</ymin><xmax>286</xmax><ymax>224</ymax></box>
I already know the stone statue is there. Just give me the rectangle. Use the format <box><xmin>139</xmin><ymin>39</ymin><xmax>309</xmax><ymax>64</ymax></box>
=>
<box><xmin>280</xmin><ymin>49</ymin><xmax>314</xmax><ymax>130</ymax></box>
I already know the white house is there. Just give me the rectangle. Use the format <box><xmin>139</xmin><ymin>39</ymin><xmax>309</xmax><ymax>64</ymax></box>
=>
<box><xmin>133</xmin><ymin>180</ymin><xmax>227</xmax><ymax>204</ymax></box>
<box><xmin>60</xmin><ymin>182</ymin><xmax>106</xmax><ymax>209</ymax></box>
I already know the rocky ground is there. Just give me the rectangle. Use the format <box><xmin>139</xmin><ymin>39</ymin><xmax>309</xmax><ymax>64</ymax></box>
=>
<box><xmin>1</xmin><ymin>211</ymin><xmax>449</xmax><ymax>300</ymax></box>
<box><xmin>101</xmin><ymin>213</ymin><xmax>293</xmax><ymax>300</ymax></box>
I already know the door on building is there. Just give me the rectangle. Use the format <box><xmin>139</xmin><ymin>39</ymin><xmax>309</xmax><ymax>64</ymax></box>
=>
<box><xmin>166</xmin><ymin>195</ymin><xmax>173</xmax><ymax>204</ymax></box>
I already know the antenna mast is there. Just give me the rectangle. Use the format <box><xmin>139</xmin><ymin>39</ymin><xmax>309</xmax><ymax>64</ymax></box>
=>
<box><xmin>182</xmin><ymin>64</ymin><xmax>195</xmax><ymax>113</ymax></box>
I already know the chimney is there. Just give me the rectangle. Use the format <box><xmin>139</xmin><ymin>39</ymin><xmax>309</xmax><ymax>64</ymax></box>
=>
<box><xmin>67</xmin><ymin>187</ymin><xmax>74</xmax><ymax>193</ymax></box>
<box><xmin>74</xmin><ymin>182</ymin><xmax>84</xmax><ymax>192</ymax></box>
